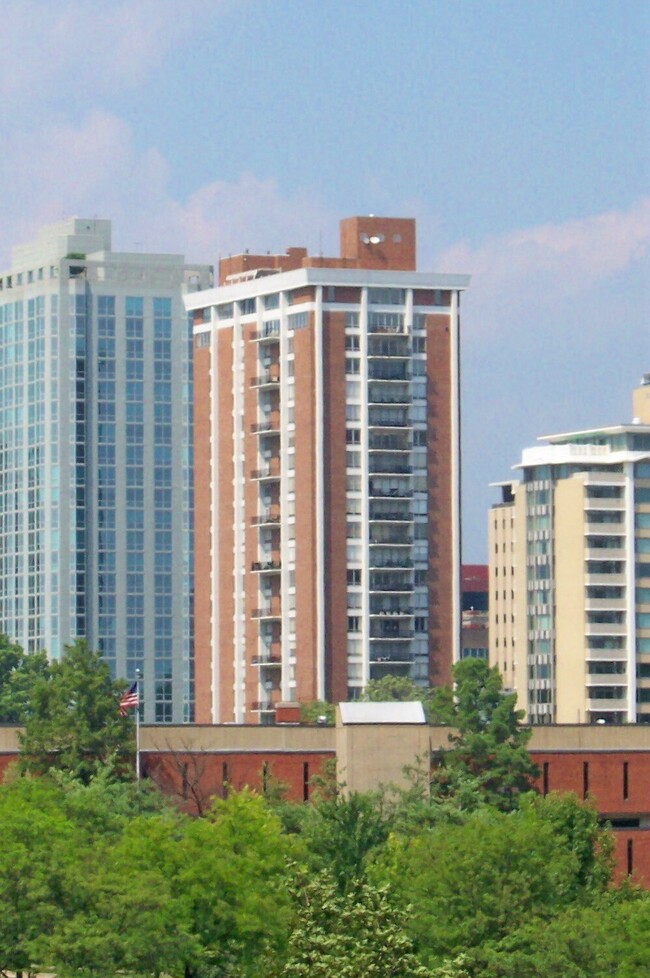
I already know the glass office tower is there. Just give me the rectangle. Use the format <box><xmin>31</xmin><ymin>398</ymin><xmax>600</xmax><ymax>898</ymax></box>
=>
<box><xmin>0</xmin><ymin>218</ymin><xmax>211</xmax><ymax>722</ymax></box>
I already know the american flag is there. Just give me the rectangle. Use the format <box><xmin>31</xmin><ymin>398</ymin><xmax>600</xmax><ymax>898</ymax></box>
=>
<box><xmin>119</xmin><ymin>681</ymin><xmax>139</xmax><ymax>717</ymax></box>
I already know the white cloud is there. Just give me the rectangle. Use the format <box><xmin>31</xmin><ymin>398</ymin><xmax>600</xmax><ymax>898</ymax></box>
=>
<box><xmin>443</xmin><ymin>200</ymin><xmax>650</xmax><ymax>559</ymax></box>
<box><xmin>436</xmin><ymin>197</ymin><xmax>650</xmax><ymax>311</ymax></box>
<box><xmin>0</xmin><ymin>111</ymin><xmax>334</xmax><ymax>269</ymax></box>
<box><xmin>0</xmin><ymin>0</ymin><xmax>230</xmax><ymax>105</ymax></box>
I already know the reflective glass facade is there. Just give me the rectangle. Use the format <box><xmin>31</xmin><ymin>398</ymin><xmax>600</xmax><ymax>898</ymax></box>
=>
<box><xmin>0</xmin><ymin>218</ymin><xmax>211</xmax><ymax>722</ymax></box>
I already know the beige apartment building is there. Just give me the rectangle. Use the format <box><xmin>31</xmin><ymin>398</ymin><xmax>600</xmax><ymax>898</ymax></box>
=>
<box><xmin>186</xmin><ymin>217</ymin><xmax>470</xmax><ymax>723</ymax></box>
<box><xmin>490</xmin><ymin>377</ymin><xmax>650</xmax><ymax>724</ymax></box>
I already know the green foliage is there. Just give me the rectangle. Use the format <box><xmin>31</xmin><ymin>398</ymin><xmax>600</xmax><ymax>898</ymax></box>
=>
<box><xmin>363</xmin><ymin>674</ymin><xmax>424</xmax><ymax>702</ymax></box>
<box><xmin>299</xmin><ymin>699</ymin><xmax>335</xmax><ymax>725</ymax></box>
<box><xmin>0</xmin><ymin>777</ymin><xmax>80</xmax><ymax>971</ymax></box>
<box><xmin>374</xmin><ymin>794</ymin><xmax>614</xmax><ymax>968</ymax></box>
<box><xmin>300</xmin><ymin>790</ymin><xmax>391</xmax><ymax>891</ymax></box>
<box><xmin>280</xmin><ymin>872</ymin><xmax>434</xmax><ymax>978</ymax></box>
<box><xmin>526</xmin><ymin>791</ymin><xmax>614</xmax><ymax>897</ymax></box>
<box><xmin>0</xmin><ymin>635</ymin><xmax>50</xmax><ymax>722</ymax></box>
<box><xmin>18</xmin><ymin>639</ymin><xmax>135</xmax><ymax>784</ymax></box>
<box><xmin>473</xmin><ymin>892</ymin><xmax>650</xmax><ymax>977</ymax></box>
<box><xmin>0</xmin><ymin>763</ymin><xmax>637</xmax><ymax>978</ymax></box>
<box><xmin>117</xmin><ymin>789</ymin><xmax>296</xmax><ymax>977</ymax></box>
<box><xmin>430</xmin><ymin>658</ymin><xmax>538</xmax><ymax>811</ymax></box>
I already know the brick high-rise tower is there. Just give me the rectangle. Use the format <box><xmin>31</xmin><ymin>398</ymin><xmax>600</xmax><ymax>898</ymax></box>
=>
<box><xmin>187</xmin><ymin>217</ymin><xmax>470</xmax><ymax>723</ymax></box>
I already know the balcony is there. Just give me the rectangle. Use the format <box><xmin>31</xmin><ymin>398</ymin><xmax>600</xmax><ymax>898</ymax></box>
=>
<box><xmin>368</xmin><ymin>485</ymin><xmax>412</xmax><ymax>499</ymax></box>
<box><xmin>251</xmin><ymin>512</ymin><xmax>281</xmax><ymax>526</ymax></box>
<box><xmin>368</xmin><ymin>392</ymin><xmax>411</xmax><ymax>406</ymax></box>
<box><xmin>253</xmin><ymin>322</ymin><xmax>280</xmax><ymax>342</ymax></box>
<box><xmin>370</xmin><ymin>531</ymin><xmax>412</xmax><ymax>544</ymax></box>
<box><xmin>585</xmin><ymin>621</ymin><xmax>627</xmax><ymax>636</ymax></box>
<box><xmin>252</xmin><ymin>605</ymin><xmax>281</xmax><ymax>620</ymax></box>
<box><xmin>252</xmin><ymin>655</ymin><xmax>282</xmax><ymax>667</ymax></box>
<box><xmin>250</xmin><ymin>701</ymin><xmax>277</xmax><ymax>712</ymax></box>
<box><xmin>369</xmin><ymin>461</ymin><xmax>412</xmax><ymax>475</ymax></box>
<box><xmin>368</xmin><ymin>438</ymin><xmax>410</xmax><ymax>452</ymax></box>
<box><xmin>586</xmin><ymin>537</ymin><xmax>625</xmax><ymax>560</ymax></box>
<box><xmin>367</xmin><ymin>339</ymin><xmax>411</xmax><ymax>358</ymax></box>
<box><xmin>251</xmin><ymin>559</ymin><xmax>281</xmax><ymax>573</ymax></box>
<box><xmin>584</xmin><ymin>497</ymin><xmax>624</xmax><ymax>511</ymax></box>
<box><xmin>251</xmin><ymin>368</ymin><xmax>280</xmax><ymax>388</ymax></box>
<box><xmin>585</xmin><ymin>513</ymin><xmax>624</xmax><ymax>538</ymax></box>
<box><xmin>370</xmin><ymin>655</ymin><xmax>414</xmax><ymax>666</ymax></box>
<box><xmin>585</xmin><ymin>573</ymin><xmax>625</xmax><ymax>587</ymax></box>
<box><xmin>251</xmin><ymin>460</ymin><xmax>281</xmax><ymax>480</ymax></box>
<box><xmin>368</xmin><ymin>409</ymin><xmax>410</xmax><ymax>429</ymax></box>
<box><xmin>586</xmin><ymin>647</ymin><xmax>627</xmax><ymax>660</ymax></box>
<box><xmin>462</xmin><ymin>609</ymin><xmax>489</xmax><ymax>630</ymax></box>
<box><xmin>368</xmin><ymin>364</ymin><xmax>411</xmax><ymax>381</ymax></box>
<box><xmin>585</xmin><ymin>598</ymin><xmax>626</xmax><ymax>612</ymax></box>
<box><xmin>585</xmin><ymin>673</ymin><xmax>628</xmax><ymax>686</ymax></box>
<box><xmin>252</xmin><ymin>416</ymin><xmax>281</xmax><ymax>434</ymax></box>
<box><xmin>370</xmin><ymin>556</ymin><xmax>413</xmax><ymax>568</ymax></box>
<box><xmin>369</xmin><ymin>510</ymin><xmax>411</xmax><ymax>522</ymax></box>
<box><xmin>587</xmin><ymin>697</ymin><xmax>627</xmax><ymax>711</ymax></box>
<box><xmin>369</xmin><ymin>581</ymin><xmax>413</xmax><ymax>592</ymax></box>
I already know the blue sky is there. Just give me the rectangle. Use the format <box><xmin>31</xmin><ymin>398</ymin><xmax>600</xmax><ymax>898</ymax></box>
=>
<box><xmin>2</xmin><ymin>0</ymin><xmax>648</xmax><ymax>559</ymax></box>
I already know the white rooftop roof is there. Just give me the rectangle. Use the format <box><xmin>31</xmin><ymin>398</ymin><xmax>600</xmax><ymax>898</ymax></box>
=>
<box><xmin>338</xmin><ymin>701</ymin><xmax>426</xmax><ymax>725</ymax></box>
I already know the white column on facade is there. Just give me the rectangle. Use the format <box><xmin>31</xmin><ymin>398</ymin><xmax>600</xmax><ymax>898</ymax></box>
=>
<box><xmin>232</xmin><ymin>306</ymin><xmax>245</xmax><ymax>722</ymax></box>
<box><xmin>279</xmin><ymin>291</ymin><xmax>291</xmax><ymax>701</ymax></box>
<box><xmin>359</xmin><ymin>287</ymin><xmax>370</xmax><ymax>688</ymax></box>
<box><xmin>450</xmin><ymin>290</ymin><xmax>461</xmax><ymax>664</ymax></box>
<box><xmin>624</xmin><ymin>460</ymin><xmax>637</xmax><ymax>721</ymax></box>
<box><xmin>209</xmin><ymin>311</ymin><xmax>220</xmax><ymax>722</ymax></box>
<box><xmin>314</xmin><ymin>286</ymin><xmax>326</xmax><ymax>700</ymax></box>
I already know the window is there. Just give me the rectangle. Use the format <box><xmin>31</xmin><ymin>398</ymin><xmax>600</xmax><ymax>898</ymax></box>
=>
<box><xmin>368</xmin><ymin>312</ymin><xmax>404</xmax><ymax>333</ymax></box>
<box><xmin>288</xmin><ymin>311</ymin><xmax>308</xmax><ymax>330</ymax></box>
<box><xmin>368</xmin><ymin>288</ymin><xmax>405</xmax><ymax>305</ymax></box>
<box><xmin>347</xmin><ymin>569</ymin><xmax>361</xmax><ymax>585</ymax></box>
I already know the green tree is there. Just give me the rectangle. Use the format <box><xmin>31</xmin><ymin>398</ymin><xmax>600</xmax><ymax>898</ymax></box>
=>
<box><xmin>300</xmin><ymin>790</ymin><xmax>390</xmax><ymax>891</ymax></box>
<box><xmin>429</xmin><ymin>658</ymin><xmax>538</xmax><ymax>811</ymax></box>
<box><xmin>0</xmin><ymin>777</ymin><xmax>82</xmax><ymax>972</ymax></box>
<box><xmin>280</xmin><ymin>872</ymin><xmax>433</xmax><ymax>978</ymax></box>
<box><xmin>18</xmin><ymin>639</ymin><xmax>135</xmax><ymax>784</ymax></box>
<box><xmin>363</xmin><ymin>674</ymin><xmax>425</xmax><ymax>702</ymax></box>
<box><xmin>528</xmin><ymin>792</ymin><xmax>614</xmax><ymax>898</ymax></box>
<box><xmin>375</xmin><ymin>798</ymin><xmax>613</xmax><ymax>968</ymax></box>
<box><xmin>299</xmin><ymin>699</ymin><xmax>336</xmax><ymax>725</ymax></box>
<box><xmin>0</xmin><ymin>635</ymin><xmax>49</xmax><ymax>723</ymax></box>
<box><xmin>118</xmin><ymin>789</ymin><xmax>296</xmax><ymax>977</ymax></box>
<box><xmin>473</xmin><ymin>891</ymin><xmax>650</xmax><ymax>978</ymax></box>
<box><xmin>42</xmin><ymin>864</ymin><xmax>196</xmax><ymax>978</ymax></box>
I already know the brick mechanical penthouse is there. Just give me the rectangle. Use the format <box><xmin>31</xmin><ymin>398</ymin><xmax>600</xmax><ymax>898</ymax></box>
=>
<box><xmin>187</xmin><ymin>217</ymin><xmax>470</xmax><ymax>723</ymax></box>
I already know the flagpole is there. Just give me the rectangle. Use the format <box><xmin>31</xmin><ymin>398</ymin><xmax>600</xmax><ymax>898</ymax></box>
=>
<box><xmin>135</xmin><ymin>668</ymin><xmax>141</xmax><ymax>781</ymax></box>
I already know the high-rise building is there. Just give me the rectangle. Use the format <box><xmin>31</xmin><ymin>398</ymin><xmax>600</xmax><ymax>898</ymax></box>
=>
<box><xmin>0</xmin><ymin>218</ymin><xmax>211</xmax><ymax>722</ymax></box>
<box><xmin>489</xmin><ymin>377</ymin><xmax>650</xmax><ymax>724</ymax></box>
<box><xmin>187</xmin><ymin>216</ymin><xmax>470</xmax><ymax>723</ymax></box>
<box><xmin>461</xmin><ymin>565</ymin><xmax>489</xmax><ymax>661</ymax></box>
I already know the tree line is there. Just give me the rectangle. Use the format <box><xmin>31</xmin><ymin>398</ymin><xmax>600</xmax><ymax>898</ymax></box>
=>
<box><xmin>0</xmin><ymin>638</ymin><xmax>649</xmax><ymax>976</ymax></box>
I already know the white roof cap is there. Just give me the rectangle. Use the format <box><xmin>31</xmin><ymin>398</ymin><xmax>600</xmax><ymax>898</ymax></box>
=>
<box><xmin>338</xmin><ymin>701</ymin><xmax>426</xmax><ymax>724</ymax></box>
